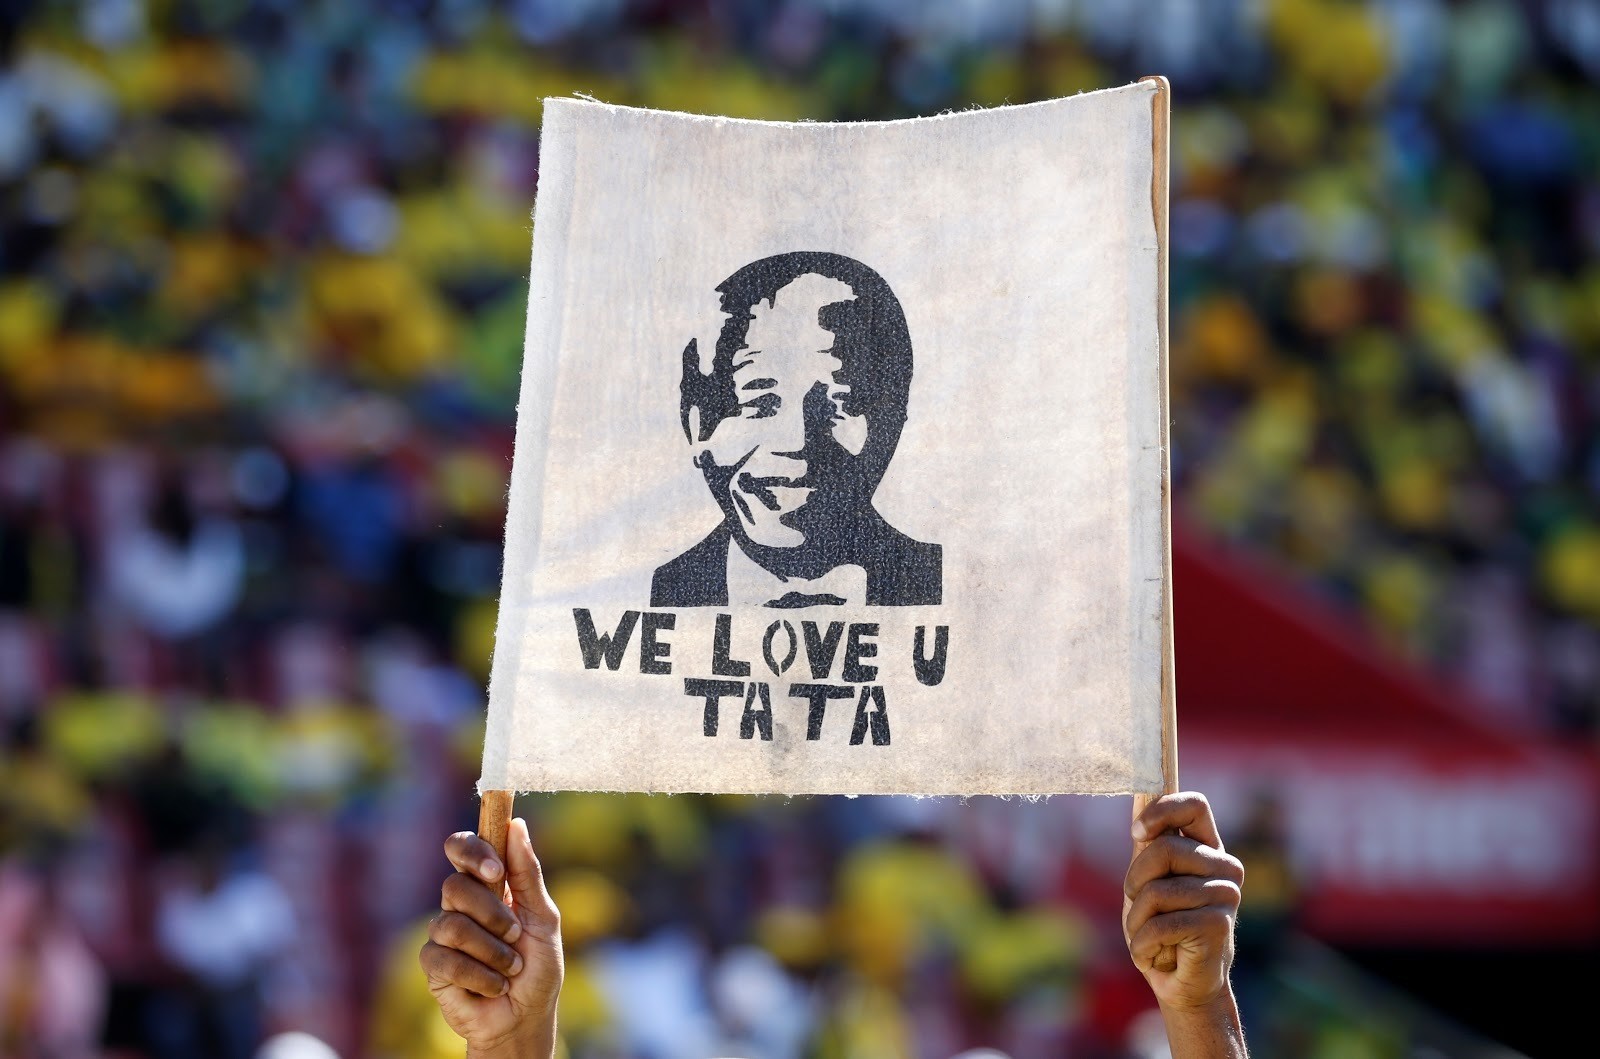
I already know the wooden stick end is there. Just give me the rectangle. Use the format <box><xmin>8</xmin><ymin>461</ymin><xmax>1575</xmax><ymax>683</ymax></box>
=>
<box><xmin>478</xmin><ymin>789</ymin><xmax>515</xmax><ymax>889</ymax></box>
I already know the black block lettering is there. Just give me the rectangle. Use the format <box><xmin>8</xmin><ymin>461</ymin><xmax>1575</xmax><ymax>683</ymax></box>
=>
<box><xmin>762</xmin><ymin>620</ymin><xmax>798</xmax><ymax>676</ymax></box>
<box><xmin>573</xmin><ymin>609</ymin><xmax>640</xmax><ymax>671</ymax></box>
<box><xmin>639</xmin><ymin>612</ymin><xmax>676</xmax><ymax>675</ymax></box>
<box><xmin>842</xmin><ymin>623</ymin><xmax>879</xmax><ymax>682</ymax></box>
<box><xmin>801</xmin><ymin>621</ymin><xmax>845</xmax><ymax>679</ymax></box>
<box><xmin>684</xmin><ymin>678</ymin><xmax>744</xmax><ymax>737</ymax></box>
<box><xmin>740</xmin><ymin>682</ymin><xmax>773</xmax><ymax>741</ymax></box>
<box><xmin>788</xmin><ymin>683</ymin><xmax>855</xmax><ymax>741</ymax></box>
<box><xmin>712</xmin><ymin>613</ymin><xmax>751</xmax><ymax>677</ymax></box>
<box><xmin>912</xmin><ymin>625</ymin><xmax>948</xmax><ymax>686</ymax></box>
<box><xmin>849</xmin><ymin>685</ymin><xmax>891</xmax><ymax>746</ymax></box>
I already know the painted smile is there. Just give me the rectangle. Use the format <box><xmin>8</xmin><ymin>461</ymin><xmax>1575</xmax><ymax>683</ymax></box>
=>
<box><xmin>737</xmin><ymin>473</ymin><xmax>814</xmax><ymax>512</ymax></box>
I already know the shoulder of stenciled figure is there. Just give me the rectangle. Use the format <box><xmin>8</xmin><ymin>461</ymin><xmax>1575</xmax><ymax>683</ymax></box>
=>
<box><xmin>651</xmin><ymin>523</ymin><xmax>732</xmax><ymax>606</ymax></box>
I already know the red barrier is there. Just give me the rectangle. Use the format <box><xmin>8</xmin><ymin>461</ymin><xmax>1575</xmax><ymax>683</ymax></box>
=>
<box><xmin>1171</xmin><ymin>523</ymin><xmax>1600</xmax><ymax>944</ymax></box>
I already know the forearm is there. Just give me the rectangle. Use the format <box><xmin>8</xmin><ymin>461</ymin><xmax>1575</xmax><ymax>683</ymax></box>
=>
<box><xmin>1160</xmin><ymin>991</ymin><xmax>1247</xmax><ymax>1059</ymax></box>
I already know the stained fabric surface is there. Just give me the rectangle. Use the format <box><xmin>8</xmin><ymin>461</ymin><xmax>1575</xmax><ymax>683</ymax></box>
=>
<box><xmin>484</xmin><ymin>84</ymin><xmax>1166</xmax><ymax>795</ymax></box>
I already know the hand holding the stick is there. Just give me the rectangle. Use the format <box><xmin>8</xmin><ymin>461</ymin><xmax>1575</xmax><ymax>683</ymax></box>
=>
<box><xmin>1124</xmin><ymin>792</ymin><xmax>1248</xmax><ymax>1058</ymax></box>
<box><xmin>420</xmin><ymin>818</ymin><xmax>564</xmax><ymax>1059</ymax></box>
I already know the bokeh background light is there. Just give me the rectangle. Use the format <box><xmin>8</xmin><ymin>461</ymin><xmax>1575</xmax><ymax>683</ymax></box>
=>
<box><xmin>0</xmin><ymin>1</ymin><xmax>1596</xmax><ymax>1057</ymax></box>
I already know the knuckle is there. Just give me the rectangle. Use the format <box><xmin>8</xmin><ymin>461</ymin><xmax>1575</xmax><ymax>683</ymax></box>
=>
<box><xmin>1207</xmin><ymin>878</ymin><xmax>1243</xmax><ymax>909</ymax></box>
<box><xmin>498</xmin><ymin>906</ymin><xmax>523</xmax><ymax>937</ymax></box>
<box><xmin>441</xmin><ymin>871</ymin><xmax>479</xmax><ymax>907</ymax></box>
<box><xmin>430</xmin><ymin>911</ymin><xmax>466</xmax><ymax>946</ymax></box>
<box><xmin>1125</xmin><ymin>889</ymin><xmax>1153</xmax><ymax>926</ymax></box>
<box><xmin>1147</xmin><ymin>907</ymin><xmax>1189</xmax><ymax>936</ymax></box>
<box><xmin>1154</xmin><ymin>834</ymin><xmax>1191</xmax><ymax>862</ymax></box>
<box><xmin>439</xmin><ymin>951</ymin><xmax>474</xmax><ymax>987</ymax></box>
<box><xmin>1171</xmin><ymin>908</ymin><xmax>1207</xmax><ymax>934</ymax></box>
<box><xmin>1160</xmin><ymin>791</ymin><xmax>1197</xmax><ymax>815</ymax></box>
<box><xmin>442</xmin><ymin>949</ymin><xmax>498</xmax><ymax>992</ymax></box>
<box><xmin>1132</xmin><ymin>918</ymin><xmax>1168</xmax><ymax>951</ymax></box>
<box><xmin>1140</xmin><ymin>877</ymin><xmax>1178</xmax><ymax>905</ymax></box>
<box><xmin>1147</xmin><ymin>876</ymin><xmax>1201</xmax><ymax>913</ymax></box>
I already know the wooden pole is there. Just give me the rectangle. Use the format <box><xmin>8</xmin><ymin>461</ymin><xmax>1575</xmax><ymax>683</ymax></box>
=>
<box><xmin>1136</xmin><ymin>73</ymin><xmax>1179</xmax><ymax>974</ymax></box>
<box><xmin>478</xmin><ymin>789</ymin><xmax>515</xmax><ymax>899</ymax></box>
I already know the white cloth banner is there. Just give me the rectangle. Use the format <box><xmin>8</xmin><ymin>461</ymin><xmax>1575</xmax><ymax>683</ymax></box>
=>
<box><xmin>483</xmin><ymin>83</ymin><xmax>1169</xmax><ymax>796</ymax></box>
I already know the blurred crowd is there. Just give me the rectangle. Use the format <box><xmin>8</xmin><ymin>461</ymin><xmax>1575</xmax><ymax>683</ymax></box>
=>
<box><xmin>0</xmin><ymin>0</ymin><xmax>1596</xmax><ymax>1056</ymax></box>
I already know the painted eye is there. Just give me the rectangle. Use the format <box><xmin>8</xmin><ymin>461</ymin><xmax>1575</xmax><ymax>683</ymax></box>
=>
<box><xmin>741</xmin><ymin>393</ymin><xmax>781</xmax><ymax>419</ymax></box>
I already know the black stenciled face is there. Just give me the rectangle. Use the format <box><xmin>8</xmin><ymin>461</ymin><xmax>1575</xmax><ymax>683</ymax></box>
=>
<box><xmin>699</xmin><ymin>273</ymin><xmax>864</xmax><ymax>548</ymax></box>
<box><xmin>680</xmin><ymin>253</ymin><xmax>912</xmax><ymax>558</ymax></box>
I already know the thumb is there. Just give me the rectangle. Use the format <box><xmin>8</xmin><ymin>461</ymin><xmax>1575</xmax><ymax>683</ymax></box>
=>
<box><xmin>505</xmin><ymin>817</ymin><xmax>559</xmax><ymax>929</ymax></box>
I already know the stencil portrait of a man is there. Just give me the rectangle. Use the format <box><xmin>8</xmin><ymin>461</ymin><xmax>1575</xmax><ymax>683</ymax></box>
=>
<box><xmin>653</xmin><ymin>251</ymin><xmax>942</xmax><ymax>609</ymax></box>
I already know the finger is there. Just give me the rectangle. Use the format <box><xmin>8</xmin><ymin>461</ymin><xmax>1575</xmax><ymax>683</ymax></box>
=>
<box><xmin>419</xmin><ymin>940</ymin><xmax>509</xmax><ymax>998</ymax></box>
<box><xmin>1124</xmin><ymin>835</ymin><xmax>1245</xmax><ymax>900</ymax></box>
<box><xmin>505</xmin><ymin>817</ymin><xmax>559</xmax><ymax>930</ymax></box>
<box><xmin>1128</xmin><ymin>907</ymin><xmax>1235</xmax><ymax>968</ymax></box>
<box><xmin>1123</xmin><ymin>875</ymin><xmax>1242</xmax><ymax>943</ymax></box>
<box><xmin>428</xmin><ymin>911</ymin><xmax>525</xmax><ymax>978</ymax></box>
<box><xmin>444</xmin><ymin>831</ymin><xmax>505</xmax><ymax>887</ymax></box>
<box><xmin>441</xmin><ymin>872</ymin><xmax>523</xmax><ymax>944</ymax></box>
<box><xmin>1133</xmin><ymin>791</ymin><xmax>1223</xmax><ymax>850</ymax></box>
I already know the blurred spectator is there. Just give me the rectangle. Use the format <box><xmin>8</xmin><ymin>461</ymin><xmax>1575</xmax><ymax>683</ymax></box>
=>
<box><xmin>0</xmin><ymin>860</ymin><xmax>106</xmax><ymax>1058</ymax></box>
<box><xmin>369</xmin><ymin>921</ymin><xmax>468</xmax><ymax>1059</ymax></box>
<box><xmin>105</xmin><ymin>468</ymin><xmax>243</xmax><ymax>643</ymax></box>
<box><xmin>708</xmin><ymin>945</ymin><xmax>815</xmax><ymax>1059</ymax></box>
<box><xmin>1228</xmin><ymin>787</ymin><xmax>1301</xmax><ymax>1043</ymax></box>
<box><xmin>152</xmin><ymin>836</ymin><xmax>296</xmax><ymax>1059</ymax></box>
<box><xmin>589</xmin><ymin>926</ymin><xmax>720</xmax><ymax>1058</ymax></box>
<box><xmin>257</xmin><ymin>1031</ymin><xmax>341</xmax><ymax>1059</ymax></box>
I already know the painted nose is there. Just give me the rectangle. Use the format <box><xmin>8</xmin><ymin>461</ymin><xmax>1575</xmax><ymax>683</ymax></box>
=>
<box><xmin>771</xmin><ymin>382</ymin><xmax>834</xmax><ymax>462</ymax></box>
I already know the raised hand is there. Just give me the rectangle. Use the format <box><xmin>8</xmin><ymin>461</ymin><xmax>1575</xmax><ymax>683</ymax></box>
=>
<box><xmin>1124</xmin><ymin>792</ymin><xmax>1248</xmax><ymax>1057</ymax></box>
<box><xmin>420</xmin><ymin>818</ymin><xmax>564</xmax><ymax>1059</ymax></box>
